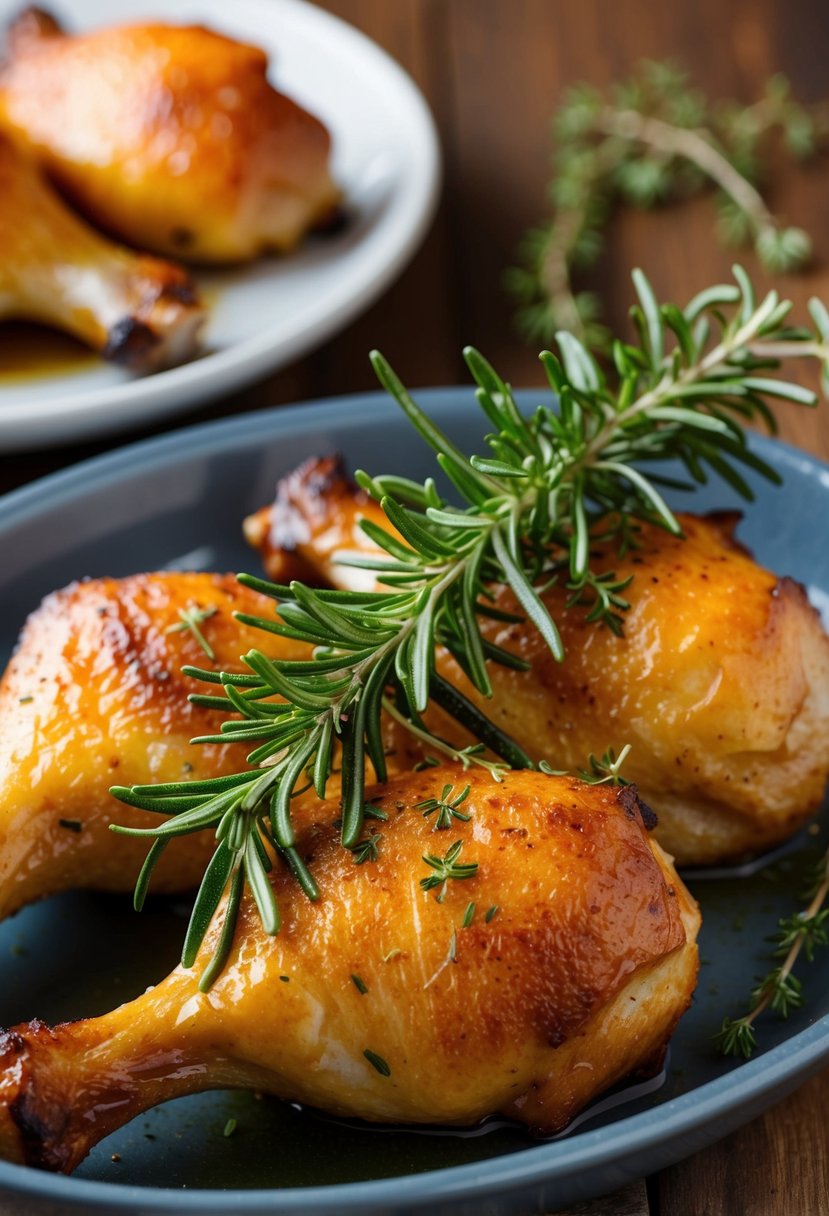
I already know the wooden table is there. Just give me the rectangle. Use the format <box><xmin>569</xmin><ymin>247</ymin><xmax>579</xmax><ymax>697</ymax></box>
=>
<box><xmin>1</xmin><ymin>2</ymin><xmax>828</xmax><ymax>1212</ymax></box>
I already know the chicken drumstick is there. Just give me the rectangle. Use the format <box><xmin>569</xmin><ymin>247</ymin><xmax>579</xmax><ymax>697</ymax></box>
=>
<box><xmin>0</xmin><ymin>572</ymin><xmax>310</xmax><ymax>919</ymax></box>
<box><xmin>0</xmin><ymin>8</ymin><xmax>341</xmax><ymax>262</ymax></box>
<box><xmin>245</xmin><ymin>455</ymin><xmax>829</xmax><ymax>865</ymax></box>
<box><xmin>0</xmin><ymin>133</ymin><xmax>204</xmax><ymax>370</ymax></box>
<box><xmin>0</xmin><ymin>768</ymin><xmax>699</xmax><ymax>1172</ymax></box>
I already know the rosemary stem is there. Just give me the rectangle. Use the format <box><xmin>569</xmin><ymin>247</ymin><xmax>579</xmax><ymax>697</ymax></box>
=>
<box><xmin>429</xmin><ymin>674</ymin><xmax>534</xmax><ymax>769</ymax></box>
<box><xmin>329</xmin><ymin>557</ymin><xmax>474</xmax><ymax>729</ymax></box>
<box><xmin>380</xmin><ymin>696</ymin><xmax>506</xmax><ymax>779</ymax></box>
<box><xmin>580</xmin><ymin>304</ymin><xmax>808</xmax><ymax>468</ymax></box>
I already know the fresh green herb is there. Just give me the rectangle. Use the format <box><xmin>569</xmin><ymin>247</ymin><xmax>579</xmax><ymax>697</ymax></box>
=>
<box><xmin>351</xmin><ymin>974</ymin><xmax>368</xmax><ymax>995</ymax></box>
<box><xmin>111</xmin><ymin>267</ymin><xmax>829</xmax><ymax>988</ymax></box>
<box><xmin>279</xmin><ymin>975</ymin><xmax>290</xmax><ymax>983</ymax></box>
<box><xmin>420</xmin><ymin>840</ymin><xmax>479</xmax><ymax>903</ymax></box>
<box><xmin>363</xmin><ymin>1049</ymin><xmax>391</xmax><ymax>1077</ymax></box>
<box><xmin>413</xmin><ymin>756</ymin><xmax>441</xmax><ymax>771</ymax></box>
<box><xmin>416</xmin><ymin>782</ymin><xmax>472</xmax><ymax>830</ymax></box>
<box><xmin>565</xmin><ymin>571</ymin><xmax>633</xmax><ymax>637</ymax></box>
<box><xmin>350</xmin><ymin>833</ymin><xmax>382</xmax><ymax>865</ymax></box>
<box><xmin>333</xmin><ymin>803</ymin><xmax>388</xmax><ymax>830</ymax></box>
<box><xmin>59</xmin><ymin>818</ymin><xmax>83</xmax><ymax>833</ymax></box>
<box><xmin>223</xmin><ymin>1118</ymin><xmax>237</xmax><ymax>1138</ymax></box>
<box><xmin>18</xmin><ymin>695</ymin><xmax>33</xmax><ymax>704</ymax></box>
<box><xmin>508</xmin><ymin>61</ymin><xmax>829</xmax><ymax>347</ymax></box>
<box><xmin>462</xmin><ymin>901</ymin><xmax>476</xmax><ymax>928</ymax></box>
<box><xmin>447</xmin><ymin>928</ymin><xmax>458</xmax><ymax>962</ymax></box>
<box><xmin>165</xmin><ymin>605</ymin><xmax>218</xmax><ymax>660</ymax></box>
<box><xmin>485</xmin><ymin>905</ymin><xmax>500</xmax><ymax>924</ymax></box>
<box><xmin>540</xmin><ymin>743</ymin><xmax>631</xmax><ymax>786</ymax></box>
<box><xmin>716</xmin><ymin>847</ymin><xmax>829</xmax><ymax>1057</ymax></box>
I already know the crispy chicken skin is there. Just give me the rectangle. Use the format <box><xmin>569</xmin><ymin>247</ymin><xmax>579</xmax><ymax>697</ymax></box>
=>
<box><xmin>245</xmin><ymin>457</ymin><xmax>829</xmax><ymax>865</ymax></box>
<box><xmin>0</xmin><ymin>769</ymin><xmax>699</xmax><ymax>1171</ymax></box>
<box><xmin>0</xmin><ymin>133</ymin><xmax>204</xmax><ymax>369</ymax></box>
<box><xmin>0</xmin><ymin>8</ymin><xmax>341</xmax><ymax>262</ymax></box>
<box><xmin>0</xmin><ymin>572</ymin><xmax>311</xmax><ymax>920</ymax></box>
<box><xmin>244</xmin><ymin>453</ymin><xmax>381</xmax><ymax>592</ymax></box>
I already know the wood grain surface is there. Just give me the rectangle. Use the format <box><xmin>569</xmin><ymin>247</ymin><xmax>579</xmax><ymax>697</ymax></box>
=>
<box><xmin>1</xmin><ymin>2</ymin><xmax>829</xmax><ymax>1213</ymax></box>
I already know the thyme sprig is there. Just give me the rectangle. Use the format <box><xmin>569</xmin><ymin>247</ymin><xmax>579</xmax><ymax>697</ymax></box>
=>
<box><xmin>416</xmin><ymin>782</ymin><xmax>472</xmax><ymax>830</ymax></box>
<box><xmin>540</xmin><ymin>744</ymin><xmax>632</xmax><ymax>786</ymax></box>
<box><xmin>420</xmin><ymin>840</ymin><xmax>479</xmax><ymax>902</ymax></box>
<box><xmin>111</xmin><ymin>267</ymin><xmax>829</xmax><ymax>989</ymax></box>
<box><xmin>508</xmin><ymin>61</ymin><xmax>829</xmax><ymax>348</ymax></box>
<box><xmin>165</xmin><ymin>604</ymin><xmax>218</xmax><ymax>660</ymax></box>
<box><xmin>350</xmin><ymin>833</ymin><xmax>382</xmax><ymax>865</ymax></box>
<box><xmin>716</xmin><ymin>848</ymin><xmax>829</xmax><ymax>1058</ymax></box>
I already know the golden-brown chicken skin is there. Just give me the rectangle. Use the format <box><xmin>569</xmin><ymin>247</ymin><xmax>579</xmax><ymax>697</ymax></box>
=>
<box><xmin>244</xmin><ymin>453</ymin><xmax>381</xmax><ymax>591</ymax></box>
<box><xmin>0</xmin><ymin>571</ymin><xmax>312</xmax><ymax>920</ymax></box>
<box><xmin>0</xmin><ymin>132</ymin><xmax>204</xmax><ymax>369</ymax></box>
<box><xmin>0</xmin><ymin>8</ymin><xmax>341</xmax><ymax>262</ymax></box>
<box><xmin>245</xmin><ymin>457</ymin><xmax>829</xmax><ymax>865</ymax></box>
<box><xmin>0</xmin><ymin>768</ymin><xmax>699</xmax><ymax>1171</ymax></box>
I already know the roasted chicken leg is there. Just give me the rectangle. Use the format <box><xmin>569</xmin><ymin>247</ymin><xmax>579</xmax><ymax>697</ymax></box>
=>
<box><xmin>0</xmin><ymin>572</ymin><xmax>311</xmax><ymax>920</ymax></box>
<box><xmin>245</xmin><ymin>456</ymin><xmax>829</xmax><ymax>865</ymax></box>
<box><xmin>0</xmin><ymin>768</ymin><xmax>699</xmax><ymax>1171</ymax></box>
<box><xmin>0</xmin><ymin>133</ymin><xmax>204</xmax><ymax>369</ymax></box>
<box><xmin>0</xmin><ymin>9</ymin><xmax>341</xmax><ymax>262</ymax></box>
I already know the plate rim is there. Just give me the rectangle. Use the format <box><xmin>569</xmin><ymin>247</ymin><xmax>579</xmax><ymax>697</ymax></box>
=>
<box><xmin>1</xmin><ymin>389</ymin><xmax>828</xmax><ymax>1212</ymax></box>
<box><xmin>0</xmin><ymin>0</ymin><xmax>442</xmax><ymax>450</ymax></box>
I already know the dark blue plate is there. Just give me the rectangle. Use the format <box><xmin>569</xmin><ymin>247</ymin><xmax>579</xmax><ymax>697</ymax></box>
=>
<box><xmin>1</xmin><ymin>390</ymin><xmax>827</xmax><ymax>1215</ymax></box>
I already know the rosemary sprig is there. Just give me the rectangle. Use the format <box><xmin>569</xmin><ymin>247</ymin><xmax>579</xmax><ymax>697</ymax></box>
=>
<box><xmin>508</xmin><ymin>61</ymin><xmax>829</xmax><ymax>348</ymax></box>
<box><xmin>111</xmin><ymin>266</ymin><xmax>829</xmax><ymax>988</ymax></box>
<box><xmin>716</xmin><ymin>848</ymin><xmax>829</xmax><ymax>1058</ymax></box>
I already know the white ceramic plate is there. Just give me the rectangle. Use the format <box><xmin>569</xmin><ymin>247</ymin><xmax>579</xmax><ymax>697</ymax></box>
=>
<box><xmin>0</xmin><ymin>0</ymin><xmax>440</xmax><ymax>450</ymax></box>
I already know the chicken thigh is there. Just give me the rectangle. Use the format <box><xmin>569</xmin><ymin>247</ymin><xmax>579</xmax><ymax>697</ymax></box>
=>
<box><xmin>0</xmin><ymin>133</ymin><xmax>204</xmax><ymax>369</ymax></box>
<box><xmin>245</xmin><ymin>456</ymin><xmax>829</xmax><ymax>865</ymax></box>
<box><xmin>0</xmin><ymin>768</ymin><xmax>699</xmax><ymax>1172</ymax></box>
<box><xmin>0</xmin><ymin>9</ymin><xmax>341</xmax><ymax>262</ymax></box>
<box><xmin>0</xmin><ymin>572</ymin><xmax>311</xmax><ymax>919</ymax></box>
